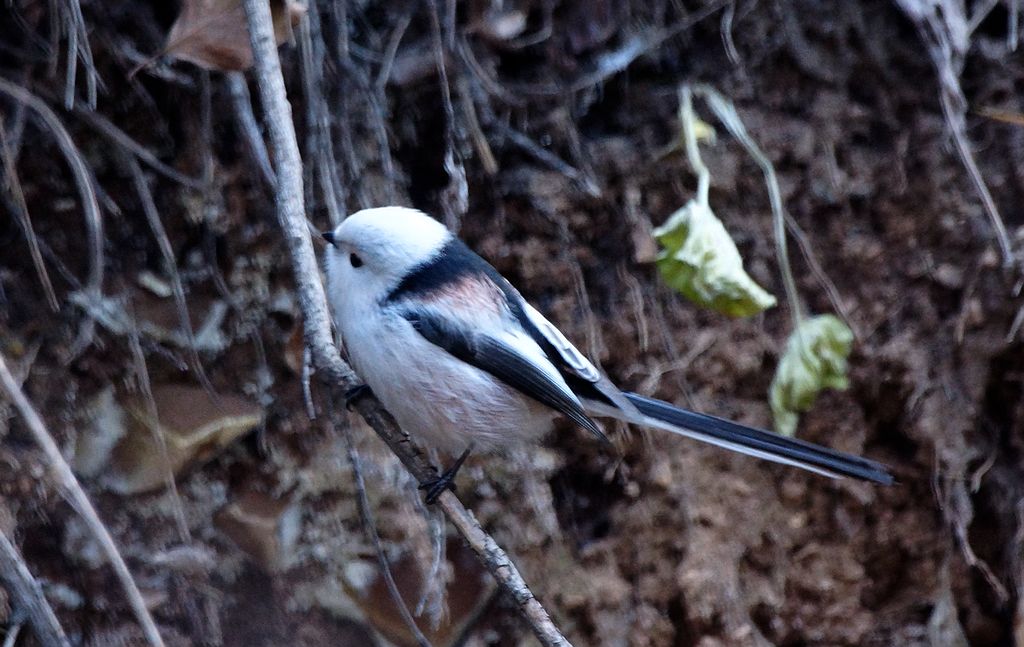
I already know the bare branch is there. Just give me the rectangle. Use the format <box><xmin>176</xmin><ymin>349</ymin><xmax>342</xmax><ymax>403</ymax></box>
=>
<box><xmin>225</xmin><ymin>73</ymin><xmax>277</xmax><ymax>190</ymax></box>
<box><xmin>0</xmin><ymin>119</ymin><xmax>59</xmax><ymax>312</ymax></box>
<box><xmin>240</xmin><ymin>2</ymin><xmax>572</xmax><ymax>644</ymax></box>
<box><xmin>895</xmin><ymin>0</ymin><xmax>1015</xmax><ymax>268</ymax></box>
<box><xmin>0</xmin><ymin>352</ymin><xmax>166</xmax><ymax>647</ymax></box>
<box><xmin>332</xmin><ymin>412</ymin><xmax>433</xmax><ymax>647</ymax></box>
<box><xmin>73</xmin><ymin>105</ymin><xmax>204</xmax><ymax>191</ymax></box>
<box><xmin>0</xmin><ymin>516</ymin><xmax>71</xmax><ymax>647</ymax></box>
<box><xmin>425</xmin><ymin>0</ymin><xmax>467</xmax><ymax>229</ymax></box>
<box><xmin>0</xmin><ymin>77</ymin><xmax>104</xmax><ymax>357</ymax></box>
<box><xmin>124</xmin><ymin>154</ymin><xmax>214</xmax><ymax>395</ymax></box>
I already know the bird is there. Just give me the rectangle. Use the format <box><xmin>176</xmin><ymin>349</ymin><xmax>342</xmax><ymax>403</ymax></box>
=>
<box><xmin>321</xmin><ymin>206</ymin><xmax>893</xmax><ymax>500</ymax></box>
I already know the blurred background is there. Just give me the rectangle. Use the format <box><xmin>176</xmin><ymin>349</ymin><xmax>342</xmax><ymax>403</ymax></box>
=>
<box><xmin>1</xmin><ymin>0</ymin><xmax>1023</xmax><ymax>645</ymax></box>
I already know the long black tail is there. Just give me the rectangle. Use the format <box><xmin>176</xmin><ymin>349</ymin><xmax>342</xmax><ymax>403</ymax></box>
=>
<box><xmin>614</xmin><ymin>393</ymin><xmax>893</xmax><ymax>485</ymax></box>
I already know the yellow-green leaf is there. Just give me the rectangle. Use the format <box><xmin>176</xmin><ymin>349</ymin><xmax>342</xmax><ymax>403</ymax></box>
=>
<box><xmin>769</xmin><ymin>315</ymin><xmax>854</xmax><ymax>436</ymax></box>
<box><xmin>654</xmin><ymin>199</ymin><xmax>777</xmax><ymax>317</ymax></box>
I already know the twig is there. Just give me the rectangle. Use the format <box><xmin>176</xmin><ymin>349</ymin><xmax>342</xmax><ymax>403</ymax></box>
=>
<box><xmin>0</xmin><ymin>352</ymin><xmax>166</xmax><ymax>647</ymax></box>
<box><xmin>298</xmin><ymin>5</ymin><xmax>346</xmax><ymax>226</ymax></box>
<box><xmin>0</xmin><ymin>519</ymin><xmax>71</xmax><ymax>647</ymax></box>
<box><xmin>333</xmin><ymin>412</ymin><xmax>433</xmax><ymax>647</ymax></box>
<box><xmin>241</xmin><ymin>2</ymin><xmax>571</xmax><ymax>644</ymax></box>
<box><xmin>693</xmin><ymin>85</ymin><xmax>804</xmax><ymax>328</ymax></box>
<box><xmin>720</xmin><ymin>1</ymin><xmax>742</xmax><ymax>67</ymax></box>
<box><xmin>0</xmin><ymin>119</ymin><xmax>59</xmax><ymax>311</ymax></box>
<box><xmin>61</xmin><ymin>0</ymin><xmax>99</xmax><ymax>110</ymax></box>
<box><xmin>506</xmin><ymin>1</ymin><xmax>729</xmax><ymax>97</ymax></box>
<box><xmin>2</xmin><ymin>623</ymin><xmax>22</xmax><ymax>647</ymax></box>
<box><xmin>457</xmin><ymin>76</ymin><xmax>498</xmax><ymax>175</ymax></box>
<box><xmin>895</xmin><ymin>0</ymin><xmax>1015</xmax><ymax>268</ymax></box>
<box><xmin>125</xmin><ymin>155</ymin><xmax>213</xmax><ymax>395</ymax></box>
<box><xmin>376</xmin><ymin>11</ymin><xmax>413</xmax><ymax>93</ymax></box>
<box><xmin>72</xmin><ymin>106</ymin><xmax>204</xmax><ymax>190</ymax></box>
<box><xmin>225</xmin><ymin>73</ymin><xmax>277</xmax><ymax>190</ymax></box>
<box><xmin>127</xmin><ymin>326</ymin><xmax>192</xmax><ymax>543</ymax></box>
<box><xmin>782</xmin><ymin>212</ymin><xmax>860</xmax><ymax>340</ymax></box>
<box><xmin>352</xmin><ymin>61</ymin><xmax>399</xmax><ymax>202</ymax></box>
<box><xmin>0</xmin><ymin>77</ymin><xmax>104</xmax><ymax>358</ymax></box>
<box><xmin>492</xmin><ymin>120</ymin><xmax>601</xmax><ymax>197</ymax></box>
<box><xmin>425</xmin><ymin>0</ymin><xmax>468</xmax><ymax>229</ymax></box>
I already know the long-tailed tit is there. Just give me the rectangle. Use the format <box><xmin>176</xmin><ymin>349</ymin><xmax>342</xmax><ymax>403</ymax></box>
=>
<box><xmin>322</xmin><ymin>207</ymin><xmax>892</xmax><ymax>499</ymax></box>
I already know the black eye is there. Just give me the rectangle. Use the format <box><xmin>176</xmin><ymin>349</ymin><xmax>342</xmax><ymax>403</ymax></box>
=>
<box><xmin>349</xmin><ymin>253</ymin><xmax>363</xmax><ymax>268</ymax></box>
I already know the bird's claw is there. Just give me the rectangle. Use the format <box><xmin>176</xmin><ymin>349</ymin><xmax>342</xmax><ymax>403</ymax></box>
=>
<box><xmin>418</xmin><ymin>446</ymin><xmax>472</xmax><ymax>504</ymax></box>
<box><xmin>419</xmin><ymin>473</ymin><xmax>457</xmax><ymax>504</ymax></box>
<box><xmin>344</xmin><ymin>384</ymin><xmax>372</xmax><ymax>411</ymax></box>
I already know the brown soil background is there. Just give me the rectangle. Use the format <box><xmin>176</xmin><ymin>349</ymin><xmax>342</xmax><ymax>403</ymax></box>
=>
<box><xmin>2</xmin><ymin>1</ymin><xmax>1024</xmax><ymax>645</ymax></box>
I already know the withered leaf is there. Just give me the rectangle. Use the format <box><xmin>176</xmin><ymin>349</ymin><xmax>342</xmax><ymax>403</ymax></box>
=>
<box><xmin>165</xmin><ymin>0</ymin><xmax>307</xmax><ymax>72</ymax></box>
<box><xmin>100</xmin><ymin>384</ymin><xmax>263</xmax><ymax>494</ymax></box>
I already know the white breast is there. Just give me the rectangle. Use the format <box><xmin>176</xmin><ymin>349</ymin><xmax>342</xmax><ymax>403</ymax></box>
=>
<box><xmin>337</xmin><ymin>301</ymin><xmax>555</xmax><ymax>456</ymax></box>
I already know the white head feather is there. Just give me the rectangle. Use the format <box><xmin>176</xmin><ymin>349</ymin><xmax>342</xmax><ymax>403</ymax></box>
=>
<box><xmin>324</xmin><ymin>207</ymin><xmax>453</xmax><ymax>340</ymax></box>
<box><xmin>326</xmin><ymin>207</ymin><xmax>449</xmax><ymax>281</ymax></box>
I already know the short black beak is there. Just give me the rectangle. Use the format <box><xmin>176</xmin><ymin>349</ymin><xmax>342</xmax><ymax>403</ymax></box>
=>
<box><xmin>321</xmin><ymin>231</ymin><xmax>336</xmax><ymax>246</ymax></box>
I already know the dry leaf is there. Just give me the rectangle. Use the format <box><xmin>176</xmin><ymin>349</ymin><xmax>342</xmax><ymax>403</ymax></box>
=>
<box><xmin>654</xmin><ymin>199</ymin><xmax>777</xmax><ymax>317</ymax></box>
<box><xmin>769</xmin><ymin>315</ymin><xmax>853</xmax><ymax>436</ymax></box>
<box><xmin>75</xmin><ymin>384</ymin><xmax>264</xmax><ymax>494</ymax></box>
<box><xmin>215</xmin><ymin>489</ymin><xmax>301</xmax><ymax>573</ymax></box>
<box><xmin>343</xmin><ymin>539</ymin><xmax>494</xmax><ymax>647</ymax></box>
<box><xmin>165</xmin><ymin>0</ymin><xmax>307</xmax><ymax>72</ymax></box>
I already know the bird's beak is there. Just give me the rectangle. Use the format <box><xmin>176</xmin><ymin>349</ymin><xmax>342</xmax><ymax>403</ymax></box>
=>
<box><xmin>321</xmin><ymin>231</ymin><xmax>336</xmax><ymax>246</ymax></box>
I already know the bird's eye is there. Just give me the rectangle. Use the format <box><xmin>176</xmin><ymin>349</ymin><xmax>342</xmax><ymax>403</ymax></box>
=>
<box><xmin>350</xmin><ymin>253</ymin><xmax>364</xmax><ymax>268</ymax></box>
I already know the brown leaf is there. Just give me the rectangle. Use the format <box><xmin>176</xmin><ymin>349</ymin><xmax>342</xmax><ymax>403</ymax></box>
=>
<box><xmin>215</xmin><ymin>489</ymin><xmax>300</xmax><ymax>573</ymax></box>
<box><xmin>75</xmin><ymin>384</ymin><xmax>264</xmax><ymax>495</ymax></box>
<box><xmin>164</xmin><ymin>0</ymin><xmax>307</xmax><ymax>72</ymax></box>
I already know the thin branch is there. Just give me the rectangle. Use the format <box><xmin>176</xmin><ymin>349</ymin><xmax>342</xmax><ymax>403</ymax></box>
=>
<box><xmin>0</xmin><ymin>119</ymin><xmax>59</xmax><ymax>311</ymax></box>
<box><xmin>0</xmin><ymin>351</ymin><xmax>166</xmax><ymax>647</ymax></box>
<box><xmin>2</xmin><ymin>623</ymin><xmax>22</xmax><ymax>647</ymax></box>
<box><xmin>694</xmin><ymin>84</ymin><xmax>804</xmax><ymax>328</ymax></box>
<box><xmin>0</xmin><ymin>77</ymin><xmax>104</xmax><ymax>357</ymax></box>
<box><xmin>225</xmin><ymin>73</ymin><xmax>277</xmax><ymax>190</ymax></box>
<box><xmin>298</xmin><ymin>6</ymin><xmax>345</xmax><ymax>226</ymax></box>
<box><xmin>240</xmin><ymin>2</ymin><xmax>571</xmax><ymax>644</ymax></box>
<box><xmin>124</xmin><ymin>155</ymin><xmax>214</xmax><ymax>395</ymax></box>
<box><xmin>332</xmin><ymin>412</ymin><xmax>433</xmax><ymax>647</ymax></box>
<box><xmin>376</xmin><ymin>11</ymin><xmax>413</xmax><ymax>93</ymax></box>
<box><xmin>127</xmin><ymin>326</ymin><xmax>192</xmax><ymax>543</ymax></box>
<box><xmin>0</xmin><ymin>518</ymin><xmax>71</xmax><ymax>647</ymax></box>
<box><xmin>61</xmin><ymin>0</ymin><xmax>98</xmax><ymax>109</ymax></box>
<box><xmin>72</xmin><ymin>106</ymin><xmax>204</xmax><ymax>191</ymax></box>
<box><xmin>491</xmin><ymin>120</ymin><xmax>601</xmax><ymax>197</ymax></box>
<box><xmin>425</xmin><ymin>0</ymin><xmax>467</xmax><ymax>229</ymax></box>
<box><xmin>895</xmin><ymin>0</ymin><xmax>1015</xmax><ymax>268</ymax></box>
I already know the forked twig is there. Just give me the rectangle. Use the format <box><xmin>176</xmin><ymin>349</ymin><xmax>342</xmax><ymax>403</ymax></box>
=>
<box><xmin>0</xmin><ymin>352</ymin><xmax>166</xmax><ymax>647</ymax></box>
<box><xmin>241</xmin><ymin>2</ymin><xmax>571</xmax><ymax>644</ymax></box>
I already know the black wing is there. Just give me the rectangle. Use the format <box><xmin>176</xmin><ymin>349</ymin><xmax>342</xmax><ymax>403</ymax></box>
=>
<box><xmin>401</xmin><ymin>309</ymin><xmax>607</xmax><ymax>443</ymax></box>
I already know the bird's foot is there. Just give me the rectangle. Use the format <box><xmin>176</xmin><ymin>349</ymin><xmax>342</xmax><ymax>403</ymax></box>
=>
<box><xmin>344</xmin><ymin>384</ymin><xmax>372</xmax><ymax>411</ymax></box>
<box><xmin>419</xmin><ymin>447</ymin><xmax>472</xmax><ymax>504</ymax></box>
